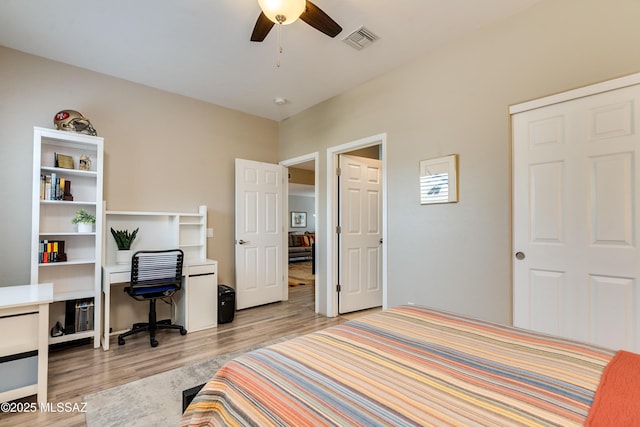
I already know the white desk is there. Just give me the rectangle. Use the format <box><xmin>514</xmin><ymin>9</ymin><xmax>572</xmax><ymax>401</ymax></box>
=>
<box><xmin>0</xmin><ymin>283</ymin><xmax>53</xmax><ymax>404</ymax></box>
<box><xmin>101</xmin><ymin>259</ymin><xmax>217</xmax><ymax>350</ymax></box>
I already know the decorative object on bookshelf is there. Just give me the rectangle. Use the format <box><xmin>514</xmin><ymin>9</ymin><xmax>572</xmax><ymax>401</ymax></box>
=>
<box><xmin>50</xmin><ymin>321</ymin><xmax>65</xmax><ymax>337</ymax></box>
<box><xmin>79</xmin><ymin>154</ymin><xmax>92</xmax><ymax>171</ymax></box>
<box><xmin>71</xmin><ymin>208</ymin><xmax>96</xmax><ymax>233</ymax></box>
<box><xmin>73</xmin><ymin>299</ymin><xmax>95</xmax><ymax>332</ymax></box>
<box><xmin>110</xmin><ymin>227</ymin><xmax>139</xmax><ymax>264</ymax></box>
<box><xmin>53</xmin><ymin>109</ymin><xmax>98</xmax><ymax>136</ymax></box>
<box><xmin>63</xmin><ymin>180</ymin><xmax>74</xmax><ymax>201</ymax></box>
<box><xmin>55</xmin><ymin>152</ymin><xmax>74</xmax><ymax>169</ymax></box>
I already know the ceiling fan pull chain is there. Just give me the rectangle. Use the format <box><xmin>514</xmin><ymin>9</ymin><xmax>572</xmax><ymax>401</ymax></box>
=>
<box><xmin>276</xmin><ymin>24</ymin><xmax>283</xmax><ymax>67</ymax></box>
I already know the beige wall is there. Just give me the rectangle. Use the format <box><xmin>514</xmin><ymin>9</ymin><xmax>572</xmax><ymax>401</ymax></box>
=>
<box><xmin>279</xmin><ymin>0</ymin><xmax>640</xmax><ymax>323</ymax></box>
<box><xmin>4</xmin><ymin>0</ymin><xmax>640</xmax><ymax>325</ymax></box>
<box><xmin>0</xmin><ymin>46</ymin><xmax>278</xmax><ymax>287</ymax></box>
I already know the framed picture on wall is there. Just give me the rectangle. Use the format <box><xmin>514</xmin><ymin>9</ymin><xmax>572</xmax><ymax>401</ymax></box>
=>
<box><xmin>419</xmin><ymin>154</ymin><xmax>459</xmax><ymax>204</ymax></box>
<box><xmin>291</xmin><ymin>211</ymin><xmax>307</xmax><ymax>228</ymax></box>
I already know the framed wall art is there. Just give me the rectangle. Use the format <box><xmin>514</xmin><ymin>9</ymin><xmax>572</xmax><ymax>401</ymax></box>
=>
<box><xmin>291</xmin><ymin>211</ymin><xmax>307</xmax><ymax>228</ymax></box>
<box><xmin>419</xmin><ymin>154</ymin><xmax>458</xmax><ymax>204</ymax></box>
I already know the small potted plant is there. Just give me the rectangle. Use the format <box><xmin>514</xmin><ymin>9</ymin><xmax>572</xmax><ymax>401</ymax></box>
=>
<box><xmin>110</xmin><ymin>227</ymin><xmax>139</xmax><ymax>264</ymax></box>
<box><xmin>71</xmin><ymin>208</ymin><xmax>96</xmax><ymax>233</ymax></box>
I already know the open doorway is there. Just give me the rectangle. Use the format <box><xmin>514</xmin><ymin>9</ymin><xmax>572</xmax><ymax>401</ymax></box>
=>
<box><xmin>280</xmin><ymin>153</ymin><xmax>319</xmax><ymax>313</ymax></box>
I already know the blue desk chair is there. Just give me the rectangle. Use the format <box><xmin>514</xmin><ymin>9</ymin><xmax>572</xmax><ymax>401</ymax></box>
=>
<box><xmin>118</xmin><ymin>249</ymin><xmax>187</xmax><ymax>347</ymax></box>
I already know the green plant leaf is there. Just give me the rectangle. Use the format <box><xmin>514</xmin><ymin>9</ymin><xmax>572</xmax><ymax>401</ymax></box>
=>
<box><xmin>110</xmin><ymin>227</ymin><xmax>139</xmax><ymax>250</ymax></box>
<box><xmin>71</xmin><ymin>208</ymin><xmax>96</xmax><ymax>224</ymax></box>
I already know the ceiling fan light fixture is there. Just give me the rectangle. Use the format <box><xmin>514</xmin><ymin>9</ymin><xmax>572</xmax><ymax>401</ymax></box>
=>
<box><xmin>258</xmin><ymin>0</ymin><xmax>306</xmax><ymax>25</ymax></box>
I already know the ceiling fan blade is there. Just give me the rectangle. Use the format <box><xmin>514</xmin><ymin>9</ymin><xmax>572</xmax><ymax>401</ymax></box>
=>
<box><xmin>251</xmin><ymin>12</ymin><xmax>275</xmax><ymax>42</ymax></box>
<box><xmin>300</xmin><ymin>1</ymin><xmax>342</xmax><ymax>38</ymax></box>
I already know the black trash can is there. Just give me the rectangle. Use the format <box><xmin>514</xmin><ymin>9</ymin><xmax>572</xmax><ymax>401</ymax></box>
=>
<box><xmin>218</xmin><ymin>285</ymin><xmax>235</xmax><ymax>324</ymax></box>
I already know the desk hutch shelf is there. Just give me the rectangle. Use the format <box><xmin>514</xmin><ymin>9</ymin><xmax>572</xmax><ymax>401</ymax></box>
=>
<box><xmin>103</xmin><ymin>205</ymin><xmax>207</xmax><ymax>263</ymax></box>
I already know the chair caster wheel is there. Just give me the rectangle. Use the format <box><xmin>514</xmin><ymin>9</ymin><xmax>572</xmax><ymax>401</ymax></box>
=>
<box><xmin>151</xmin><ymin>339</ymin><xmax>159</xmax><ymax>347</ymax></box>
<box><xmin>180</xmin><ymin>328</ymin><xmax>187</xmax><ymax>335</ymax></box>
<box><xmin>118</xmin><ymin>338</ymin><xmax>125</xmax><ymax>345</ymax></box>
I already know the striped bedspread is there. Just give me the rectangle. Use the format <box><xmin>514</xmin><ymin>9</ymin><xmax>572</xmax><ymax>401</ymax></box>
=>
<box><xmin>181</xmin><ymin>305</ymin><xmax>615</xmax><ymax>426</ymax></box>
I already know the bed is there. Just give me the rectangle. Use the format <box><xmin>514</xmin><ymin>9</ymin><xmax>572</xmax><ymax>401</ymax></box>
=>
<box><xmin>181</xmin><ymin>305</ymin><xmax>640</xmax><ymax>426</ymax></box>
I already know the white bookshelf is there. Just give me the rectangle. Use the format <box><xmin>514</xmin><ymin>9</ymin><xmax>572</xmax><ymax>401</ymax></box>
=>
<box><xmin>30</xmin><ymin>127</ymin><xmax>103</xmax><ymax>348</ymax></box>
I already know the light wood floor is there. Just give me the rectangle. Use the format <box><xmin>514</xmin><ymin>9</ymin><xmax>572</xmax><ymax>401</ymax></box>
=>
<box><xmin>1</xmin><ymin>284</ymin><xmax>379</xmax><ymax>427</ymax></box>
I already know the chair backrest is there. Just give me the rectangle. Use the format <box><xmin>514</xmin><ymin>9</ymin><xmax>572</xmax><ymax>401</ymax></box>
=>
<box><xmin>130</xmin><ymin>249</ymin><xmax>184</xmax><ymax>295</ymax></box>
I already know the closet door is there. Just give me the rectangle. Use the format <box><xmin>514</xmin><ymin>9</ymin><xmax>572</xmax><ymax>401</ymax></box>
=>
<box><xmin>512</xmin><ymin>82</ymin><xmax>640</xmax><ymax>352</ymax></box>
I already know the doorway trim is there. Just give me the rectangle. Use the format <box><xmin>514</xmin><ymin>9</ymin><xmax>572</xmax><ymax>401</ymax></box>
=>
<box><xmin>280</xmin><ymin>152</ymin><xmax>320</xmax><ymax>312</ymax></box>
<box><xmin>326</xmin><ymin>133</ymin><xmax>388</xmax><ymax>317</ymax></box>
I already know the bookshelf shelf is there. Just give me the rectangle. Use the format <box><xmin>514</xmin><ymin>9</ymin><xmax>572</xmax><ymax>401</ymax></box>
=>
<box><xmin>40</xmin><ymin>232</ymin><xmax>96</xmax><ymax>237</ymax></box>
<box><xmin>49</xmin><ymin>329</ymin><xmax>94</xmax><ymax>345</ymax></box>
<box><xmin>41</xmin><ymin>166</ymin><xmax>97</xmax><ymax>178</ymax></box>
<box><xmin>30</xmin><ymin>126</ymin><xmax>103</xmax><ymax>349</ymax></box>
<box><xmin>41</xmin><ymin>200</ymin><xmax>97</xmax><ymax>205</ymax></box>
<box><xmin>39</xmin><ymin>258</ymin><xmax>96</xmax><ymax>267</ymax></box>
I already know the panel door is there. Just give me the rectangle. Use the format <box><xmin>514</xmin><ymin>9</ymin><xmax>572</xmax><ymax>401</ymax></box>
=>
<box><xmin>513</xmin><ymin>84</ymin><xmax>640</xmax><ymax>352</ymax></box>
<box><xmin>235</xmin><ymin>159</ymin><xmax>286</xmax><ymax>310</ymax></box>
<box><xmin>338</xmin><ymin>154</ymin><xmax>383</xmax><ymax>314</ymax></box>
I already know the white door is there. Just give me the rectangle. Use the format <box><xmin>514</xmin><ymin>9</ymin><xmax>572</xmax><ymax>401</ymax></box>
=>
<box><xmin>513</xmin><ymin>84</ymin><xmax>640</xmax><ymax>352</ymax></box>
<box><xmin>338</xmin><ymin>154</ymin><xmax>383</xmax><ymax>314</ymax></box>
<box><xmin>235</xmin><ymin>159</ymin><xmax>286</xmax><ymax>310</ymax></box>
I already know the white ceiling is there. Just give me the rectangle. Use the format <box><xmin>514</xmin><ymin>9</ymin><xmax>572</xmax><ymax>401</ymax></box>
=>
<box><xmin>0</xmin><ymin>0</ymin><xmax>542</xmax><ymax>121</ymax></box>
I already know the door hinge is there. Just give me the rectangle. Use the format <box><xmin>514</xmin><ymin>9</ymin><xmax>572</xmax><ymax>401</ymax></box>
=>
<box><xmin>336</xmin><ymin>225</ymin><xmax>341</xmax><ymax>234</ymax></box>
<box><xmin>336</xmin><ymin>283</ymin><xmax>341</xmax><ymax>292</ymax></box>
<box><xmin>336</xmin><ymin>167</ymin><xmax>341</xmax><ymax>176</ymax></box>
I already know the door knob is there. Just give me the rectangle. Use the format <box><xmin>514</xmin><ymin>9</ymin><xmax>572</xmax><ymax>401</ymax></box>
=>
<box><xmin>238</xmin><ymin>239</ymin><xmax>250</xmax><ymax>245</ymax></box>
<box><xmin>515</xmin><ymin>252</ymin><xmax>525</xmax><ymax>260</ymax></box>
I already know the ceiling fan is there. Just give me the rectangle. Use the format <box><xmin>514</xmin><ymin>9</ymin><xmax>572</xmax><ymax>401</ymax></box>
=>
<box><xmin>251</xmin><ymin>0</ymin><xmax>342</xmax><ymax>42</ymax></box>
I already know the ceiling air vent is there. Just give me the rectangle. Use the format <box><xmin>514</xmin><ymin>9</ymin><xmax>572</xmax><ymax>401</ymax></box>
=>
<box><xmin>342</xmin><ymin>26</ymin><xmax>379</xmax><ymax>50</ymax></box>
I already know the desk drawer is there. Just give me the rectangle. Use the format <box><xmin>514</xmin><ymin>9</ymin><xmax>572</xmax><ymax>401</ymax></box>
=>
<box><xmin>188</xmin><ymin>264</ymin><xmax>216</xmax><ymax>276</ymax></box>
<box><xmin>0</xmin><ymin>354</ymin><xmax>38</xmax><ymax>393</ymax></box>
<box><xmin>108</xmin><ymin>271</ymin><xmax>131</xmax><ymax>284</ymax></box>
<box><xmin>0</xmin><ymin>313</ymin><xmax>38</xmax><ymax>357</ymax></box>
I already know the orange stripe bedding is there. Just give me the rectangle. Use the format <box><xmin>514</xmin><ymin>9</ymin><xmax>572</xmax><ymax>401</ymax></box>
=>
<box><xmin>182</xmin><ymin>305</ymin><xmax>626</xmax><ymax>426</ymax></box>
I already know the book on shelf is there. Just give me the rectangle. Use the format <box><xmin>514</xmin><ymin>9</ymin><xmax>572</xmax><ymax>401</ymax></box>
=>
<box><xmin>39</xmin><ymin>239</ymin><xmax>66</xmax><ymax>263</ymax></box>
<box><xmin>51</xmin><ymin>172</ymin><xmax>56</xmax><ymax>200</ymax></box>
<box><xmin>40</xmin><ymin>174</ymin><xmax>72</xmax><ymax>201</ymax></box>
